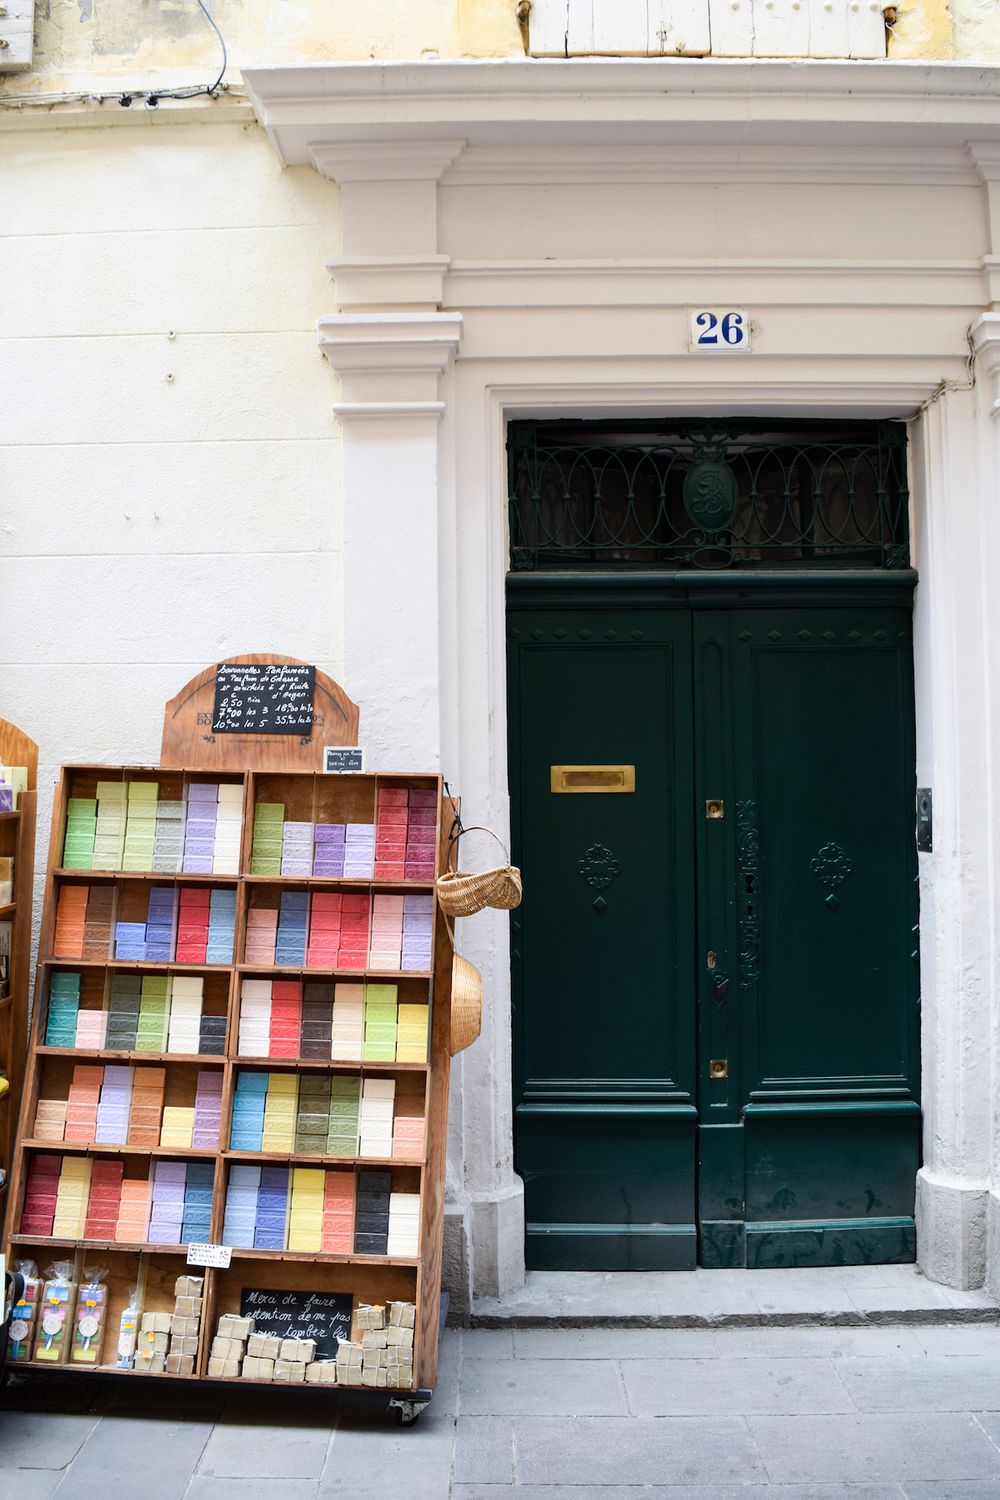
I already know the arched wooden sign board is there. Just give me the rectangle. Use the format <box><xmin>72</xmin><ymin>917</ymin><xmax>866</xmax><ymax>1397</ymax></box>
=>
<box><xmin>160</xmin><ymin>654</ymin><xmax>359</xmax><ymax>773</ymax></box>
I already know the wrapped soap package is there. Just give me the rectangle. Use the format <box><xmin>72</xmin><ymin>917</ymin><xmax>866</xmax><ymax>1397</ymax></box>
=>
<box><xmin>8</xmin><ymin>1261</ymin><xmax>41</xmax><ymax>1362</ymax></box>
<box><xmin>70</xmin><ymin>1267</ymin><xmax>108</xmax><ymax>1365</ymax></box>
<box><xmin>117</xmin><ymin>1286</ymin><xmax>140</xmax><ymax>1369</ymax></box>
<box><xmin>34</xmin><ymin>1262</ymin><xmax>77</xmax><ymax>1364</ymax></box>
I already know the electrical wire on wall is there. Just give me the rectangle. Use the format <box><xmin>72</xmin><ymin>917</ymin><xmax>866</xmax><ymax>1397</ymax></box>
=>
<box><xmin>0</xmin><ymin>0</ymin><xmax>230</xmax><ymax>112</ymax></box>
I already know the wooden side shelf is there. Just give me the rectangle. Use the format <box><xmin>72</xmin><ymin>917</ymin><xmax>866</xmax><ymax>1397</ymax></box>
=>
<box><xmin>6</xmin><ymin>755</ymin><xmax>456</xmax><ymax>1412</ymax></box>
<box><xmin>0</xmin><ymin>716</ymin><xmax>38</xmax><ymax>1197</ymax></box>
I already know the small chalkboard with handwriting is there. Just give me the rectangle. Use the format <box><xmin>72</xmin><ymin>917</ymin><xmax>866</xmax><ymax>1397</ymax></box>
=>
<box><xmin>212</xmin><ymin>663</ymin><xmax>316</xmax><ymax>735</ymax></box>
<box><xmin>240</xmin><ymin>1287</ymin><xmax>353</xmax><ymax>1358</ymax></box>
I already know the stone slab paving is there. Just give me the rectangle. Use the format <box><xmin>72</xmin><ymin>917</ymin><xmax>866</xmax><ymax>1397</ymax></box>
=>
<box><xmin>3</xmin><ymin>1309</ymin><xmax>1000</xmax><ymax>1497</ymax></box>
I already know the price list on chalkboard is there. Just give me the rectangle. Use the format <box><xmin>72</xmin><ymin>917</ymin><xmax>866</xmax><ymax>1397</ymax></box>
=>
<box><xmin>240</xmin><ymin>1287</ymin><xmax>353</xmax><ymax>1358</ymax></box>
<box><xmin>212</xmin><ymin>664</ymin><xmax>316</xmax><ymax>736</ymax></box>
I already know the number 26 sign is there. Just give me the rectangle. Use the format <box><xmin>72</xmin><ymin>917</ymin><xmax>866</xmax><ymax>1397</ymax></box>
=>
<box><xmin>690</xmin><ymin>309</ymin><xmax>752</xmax><ymax>352</ymax></box>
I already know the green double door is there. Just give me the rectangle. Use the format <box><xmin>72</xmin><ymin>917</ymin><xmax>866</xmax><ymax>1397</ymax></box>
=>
<box><xmin>507</xmin><ymin>576</ymin><xmax>920</xmax><ymax>1271</ymax></box>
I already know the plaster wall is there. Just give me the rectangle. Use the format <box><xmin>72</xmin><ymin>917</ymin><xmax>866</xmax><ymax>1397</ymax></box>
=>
<box><xmin>0</xmin><ymin>119</ymin><xmax>345</xmax><ymax>937</ymax></box>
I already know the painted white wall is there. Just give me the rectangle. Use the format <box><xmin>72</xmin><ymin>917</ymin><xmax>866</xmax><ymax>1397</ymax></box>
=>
<box><xmin>0</xmin><ymin>118</ymin><xmax>344</xmax><ymax>940</ymax></box>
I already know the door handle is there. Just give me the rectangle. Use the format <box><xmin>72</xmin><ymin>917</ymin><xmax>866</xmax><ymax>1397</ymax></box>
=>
<box><xmin>714</xmin><ymin>976</ymin><xmax>730</xmax><ymax>1002</ymax></box>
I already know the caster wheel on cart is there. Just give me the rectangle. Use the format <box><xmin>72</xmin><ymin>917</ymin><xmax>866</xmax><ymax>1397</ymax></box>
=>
<box><xmin>389</xmin><ymin>1398</ymin><xmax>428</xmax><ymax>1427</ymax></box>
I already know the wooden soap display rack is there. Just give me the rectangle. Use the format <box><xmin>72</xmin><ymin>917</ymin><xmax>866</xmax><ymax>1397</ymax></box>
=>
<box><xmin>0</xmin><ymin>716</ymin><xmax>38</xmax><ymax>1204</ymax></box>
<box><xmin>3</xmin><ymin>660</ymin><xmax>459</xmax><ymax>1425</ymax></box>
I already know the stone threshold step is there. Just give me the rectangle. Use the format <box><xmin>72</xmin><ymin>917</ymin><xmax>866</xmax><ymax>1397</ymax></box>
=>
<box><xmin>471</xmin><ymin>1307</ymin><xmax>1000</xmax><ymax>1329</ymax></box>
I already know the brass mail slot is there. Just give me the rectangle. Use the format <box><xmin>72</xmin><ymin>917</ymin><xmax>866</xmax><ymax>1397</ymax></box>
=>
<box><xmin>550</xmin><ymin>765</ymin><xmax>636</xmax><ymax>794</ymax></box>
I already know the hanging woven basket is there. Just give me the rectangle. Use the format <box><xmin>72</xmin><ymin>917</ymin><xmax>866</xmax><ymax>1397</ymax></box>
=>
<box><xmin>449</xmin><ymin>950</ymin><xmax>483</xmax><ymax>1056</ymax></box>
<box><xmin>436</xmin><ymin>826</ymin><xmax>522</xmax><ymax>917</ymax></box>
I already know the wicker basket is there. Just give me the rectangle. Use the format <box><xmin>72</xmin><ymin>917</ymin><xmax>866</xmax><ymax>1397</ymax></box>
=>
<box><xmin>436</xmin><ymin>826</ymin><xmax>522</xmax><ymax>917</ymax></box>
<box><xmin>450</xmin><ymin>952</ymin><xmax>483</xmax><ymax>1055</ymax></box>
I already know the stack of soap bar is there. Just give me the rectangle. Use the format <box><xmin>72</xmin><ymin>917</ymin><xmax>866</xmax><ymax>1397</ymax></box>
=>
<box><xmin>181</xmin><ymin>1162</ymin><xmax>214</xmax><ymax>1243</ymax></box>
<box><xmin>294</xmin><ymin>1074</ymin><xmax>332</xmax><ymax>1154</ymax></box>
<box><xmin>135</xmin><ymin>975</ymin><xmax>170</xmax><ymax>1052</ymax></box>
<box><xmin>387</xmin><ymin>1191</ymin><xmax>421</xmax><ymax>1257</ymax></box>
<box><xmin>62</xmin><ymin>798</ymin><xmax>98</xmax><ymax>869</ymax></box>
<box><xmin>250</xmin><ymin>802</ymin><xmax>285</xmax><ymax>875</ymax></box>
<box><xmin>94</xmin><ymin>1064</ymin><xmax>133</xmax><ymax>1144</ymax></box>
<box><xmin>230</xmin><ymin>1072</ymin><xmax>268</xmax><ymax>1150</ymax></box>
<box><xmin>287</xmin><ymin>1166</ymin><xmax>324</xmax><ymax>1251</ymax></box>
<box><xmin>222</xmin><ymin>1163</ymin><xmax>260</xmax><ymax>1247</ymax></box>
<box><xmin>354</xmin><ymin>1169</ymin><xmax>391</xmax><ymax>1255</ymax></box>
<box><xmin>149</xmin><ymin>1160</ymin><xmax>186</xmax><ymax>1243</ymax></box>
<box><xmin>32</xmin><ymin>1093</ymin><xmax>68</xmax><ymax>1141</ymax></box>
<box><xmin>339</xmin><ymin>895</ymin><xmax>370</xmax><ymax>968</ymax></box>
<box><xmin>404</xmin><ymin>788</ymin><xmax>438</xmax><ymax>879</ymax></box>
<box><xmin>167</xmin><ymin>975</ymin><xmax>203</xmax><ymax>1053</ymax></box>
<box><xmin>107</xmin><ymin>975</ymin><xmax>141</xmax><ymax>1050</ymax></box>
<box><xmin>127</xmin><ymin>1066</ymin><xmax>166</xmax><ymax>1147</ymax></box>
<box><xmin>213</xmin><ymin>782</ymin><xmax>244</xmax><ymax>874</ymax></box>
<box><xmin>327</xmin><ymin>1075</ymin><xmax>361</xmax><ymax>1157</ymax></box>
<box><xmin>53</xmin><ymin>886</ymin><xmax>89</xmax><ymax>959</ymax></box>
<box><xmin>244</xmin><ymin>904</ymin><xmax>278</xmax><ymax>965</ymax></box>
<box><xmin>75</xmin><ymin>1000</ymin><xmax>108</xmax><ymax>1050</ymax></box>
<box><xmin>395</xmin><ymin>1002</ymin><xmax>430</xmax><ymax>1064</ymax></box>
<box><xmin>209</xmin><ymin>1312</ymin><xmax>252</xmax><ymax>1378</ymax></box>
<box><xmin>306</xmin><ymin>892</ymin><xmax>340</xmax><ymax>967</ymax></box>
<box><xmin>344</xmin><ymin>822</ymin><xmax>376</xmax><ymax>879</ymax></box>
<box><xmin>182</xmin><ymin>781</ymin><xmax>218</xmax><ymax>875</ymax></box>
<box><xmin>207</xmin><ymin>888</ymin><xmax>237</xmax><ymax>962</ymax></box>
<box><xmin>276</xmin><ymin>891</ymin><xmax>309</xmax><ymax>966</ymax></box>
<box><xmin>143</xmin><ymin>886</ymin><xmax>176</xmax><ymax>962</ymax></box>
<box><xmin>281</xmin><ymin>820</ymin><xmax>314</xmax><ymax>877</ymax></box>
<box><xmin>21</xmin><ymin>1153</ymin><xmax>61</xmax><ymax>1234</ymax></box>
<box><xmin>192</xmin><ymin>1069</ymin><xmax>223</xmax><ymax>1148</ymax></box>
<box><xmin>153</xmin><ymin>797</ymin><xmax>185</xmax><ymax>873</ymax></box>
<box><xmin>92</xmin><ymin>781</ymin><xmax>127</xmax><ymax>869</ymax></box>
<box><xmin>134</xmin><ymin>1311</ymin><xmax>170</xmax><ymax>1374</ymax></box>
<box><xmin>243</xmin><ymin>1331</ymin><xmax>281</xmax><ymax>1381</ymax></box>
<box><xmin>363</xmin><ymin>984</ymin><xmax>398</xmax><ymax>1062</ymax></box>
<box><xmin>122</xmin><ymin>781</ymin><xmax>159</xmax><ymax>871</ymax></box>
<box><xmin>53</xmin><ymin>1155</ymin><xmax>93</xmax><ymax>1237</ymax></box>
<box><xmin>322</xmin><ymin>1168</ymin><xmax>355</xmax><ymax>1252</ymax></box>
<box><xmin>238</xmin><ymin>978</ymin><xmax>272</xmax><ymax>1055</ymax></box>
<box><xmin>176</xmin><ymin>886</ymin><xmax>210</xmax><ymax>963</ymax></box>
<box><xmin>83</xmin><ymin>886</ymin><xmax>114</xmax><ymax>958</ymax></box>
<box><xmin>159</xmin><ymin>1103</ymin><xmax>195</xmax><ymax>1149</ymax></box>
<box><xmin>84</xmin><ymin>1158</ymin><xmax>124</xmax><ymax>1237</ymax></box>
<box><xmin>255</xmin><ymin>1164</ymin><xmax>290</xmax><ymax>1249</ymax></box>
<box><xmin>312</xmin><ymin>822</ymin><xmax>346</xmax><ymax>877</ymax></box>
<box><xmin>45</xmin><ymin>971</ymin><xmax>81</xmax><ymax>1045</ymax></box>
<box><xmin>374</xmin><ymin>787</ymin><xmax>408</xmax><ymax>879</ymax></box>
<box><xmin>261</xmin><ymin>1071</ymin><xmax>298</xmax><ymax>1152</ymax></box>
<box><xmin>63</xmin><ymin>1064</ymin><xmax>102</xmax><ymax>1143</ymax></box>
<box><xmin>359</xmin><ymin>1077</ymin><xmax>395</xmax><ymax>1159</ymax></box>
<box><xmin>392</xmin><ymin>1104</ymin><xmax>426</xmax><ymax>1161</ymax></box>
<box><xmin>331</xmin><ymin>983</ymin><xmax>365</xmax><ymax>1062</ymax></box>
<box><xmin>269</xmin><ymin>980</ymin><xmax>302</xmax><ymax>1058</ymax></box>
<box><xmin>369</xmin><ymin>894</ymin><xmax>403</xmax><ymax>969</ymax></box>
<box><xmin>165</xmin><ymin>1273</ymin><xmax>205</xmax><ymax>1375</ymax></box>
<box><xmin>301</xmin><ymin>981</ymin><xmax>334</xmax><ymax>1058</ymax></box>
<box><xmin>199</xmin><ymin>1011</ymin><xmax>227</xmax><ymax>1055</ymax></box>
<box><xmin>402</xmin><ymin>894</ymin><xmax>434</xmax><ymax>971</ymax></box>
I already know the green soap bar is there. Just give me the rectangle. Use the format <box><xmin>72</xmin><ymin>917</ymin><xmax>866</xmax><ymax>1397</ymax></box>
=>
<box><xmin>253</xmin><ymin>804</ymin><xmax>286</xmax><ymax>822</ymax></box>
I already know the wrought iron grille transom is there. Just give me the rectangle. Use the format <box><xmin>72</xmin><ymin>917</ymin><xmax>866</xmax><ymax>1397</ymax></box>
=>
<box><xmin>507</xmin><ymin>419</ymin><xmax>910</xmax><ymax>572</ymax></box>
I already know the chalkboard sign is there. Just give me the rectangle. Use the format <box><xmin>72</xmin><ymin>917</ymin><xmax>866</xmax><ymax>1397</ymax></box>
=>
<box><xmin>212</xmin><ymin>663</ymin><xmax>316</xmax><ymax>735</ymax></box>
<box><xmin>324</xmin><ymin>747</ymin><xmax>365</xmax><ymax>774</ymax></box>
<box><xmin>240</xmin><ymin>1287</ymin><xmax>353</xmax><ymax>1358</ymax></box>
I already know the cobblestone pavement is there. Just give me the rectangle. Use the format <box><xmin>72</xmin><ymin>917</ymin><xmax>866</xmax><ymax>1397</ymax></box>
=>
<box><xmin>4</xmin><ymin>1320</ymin><xmax>1000</xmax><ymax>1498</ymax></box>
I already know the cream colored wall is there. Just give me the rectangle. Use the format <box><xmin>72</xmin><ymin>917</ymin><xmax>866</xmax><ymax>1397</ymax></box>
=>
<box><xmin>0</xmin><ymin>117</ymin><xmax>344</xmax><ymax>854</ymax></box>
<box><xmin>7</xmin><ymin>0</ymin><xmax>1000</xmax><ymax>96</ymax></box>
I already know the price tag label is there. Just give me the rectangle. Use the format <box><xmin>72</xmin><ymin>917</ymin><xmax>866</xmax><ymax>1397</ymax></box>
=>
<box><xmin>186</xmin><ymin>1243</ymin><xmax>232</xmax><ymax>1269</ymax></box>
<box><xmin>324</xmin><ymin>747</ymin><xmax>365</xmax><ymax>774</ymax></box>
<box><xmin>690</xmin><ymin>309</ymin><xmax>752</xmax><ymax>351</ymax></box>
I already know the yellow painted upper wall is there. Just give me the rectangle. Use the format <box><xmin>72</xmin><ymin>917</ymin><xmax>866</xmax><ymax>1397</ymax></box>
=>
<box><xmin>6</xmin><ymin>0</ymin><xmax>1000</xmax><ymax>96</ymax></box>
